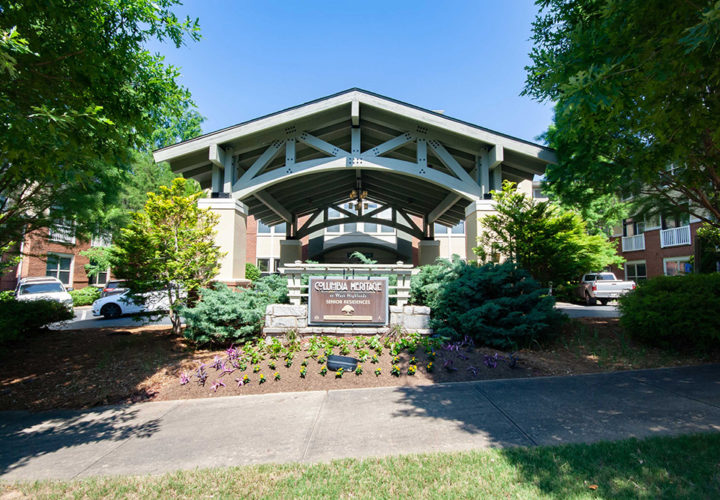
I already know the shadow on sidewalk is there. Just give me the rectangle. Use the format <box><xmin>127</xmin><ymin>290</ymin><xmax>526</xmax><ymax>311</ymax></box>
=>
<box><xmin>0</xmin><ymin>406</ymin><xmax>161</xmax><ymax>476</ymax></box>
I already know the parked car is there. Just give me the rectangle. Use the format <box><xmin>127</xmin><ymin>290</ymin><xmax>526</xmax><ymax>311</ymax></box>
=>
<box><xmin>575</xmin><ymin>272</ymin><xmax>636</xmax><ymax>306</ymax></box>
<box><xmin>14</xmin><ymin>277</ymin><xmax>74</xmax><ymax>310</ymax></box>
<box><xmin>101</xmin><ymin>279</ymin><xmax>128</xmax><ymax>298</ymax></box>
<box><xmin>92</xmin><ymin>290</ymin><xmax>169</xmax><ymax>319</ymax></box>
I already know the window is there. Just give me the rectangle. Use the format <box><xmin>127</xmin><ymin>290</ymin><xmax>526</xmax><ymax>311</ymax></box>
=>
<box><xmin>662</xmin><ymin>212</ymin><xmax>690</xmax><ymax>230</ymax></box>
<box><xmin>622</xmin><ymin>218</ymin><xmax>645</xmax><ymax>237</ymax></box>
<box><xmin>257</xmin><ymin>222</ymin><xmax>271</xmax><ymax>233</ymax></box>
<box><xmin>88</xmin><ymin>269</ymin><xmax>109</xmax><ymax>286</ymax></box>
<box><xmin>256</xmin><ymin>258</ymin><xmax>270</xmax><ymax>272</ymax></box>
<box><xmin>625</xmin><ymin>262</ymin><xmax>647</xmax><ymax>281</ymax></box>
<box><xmin>451</xmin><ymin>221</ymin><xmax>465</xmax><ymax>234</ymax></box>
<box><xmin>91</xmin><ymin>233</ymin><xmax>112</xmax><ymax>247</ymax></box>
<box><xmin>664</xmin><ymin>257</ymin><xmax>692</xmax><ymax>276</ymax></box>
<box><xmin>434</xmin><ymin>223</ymin><xmax>449</xmax><ymax>235</ymax></box>
<box><xmin>273</xmin><ymin>258</ymin><xmax>281</xmax><ymax>272</ymax></box>
<box><xmin>258</xmin><ymin>221</ymin><xmax>286</xmax><ymax>235</ymax></box>
<box><xmin>48</xmin><ymin>221</ymin><xmax>76</xmax><ymax>244</ymax></box>
<box><xmin>46</xmin><ymin>254</ymin><xmax>72</xmax><ymax>285</ymax></box>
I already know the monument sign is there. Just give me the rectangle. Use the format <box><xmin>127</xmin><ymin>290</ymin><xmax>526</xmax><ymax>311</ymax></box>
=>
<box><xmin>308</xmin><ymin>277</ymin><xmax>388</xmax><ymax>325</ymax></box>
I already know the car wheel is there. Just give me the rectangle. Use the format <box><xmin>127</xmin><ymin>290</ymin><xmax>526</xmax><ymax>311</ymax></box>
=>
<box><xmin>599</xmin><ymin>299</ymin><xmax>609</xmax><ymax>306</ymax></box>
<box><xmin>101</xmin><ymin>303</ymin><xmax>122</xmax><ymax>319</ymax></box>
<box><xmin>584</xmin><ymin>292</ymin><xmax>596</xmax><ymax>306</ymax></box>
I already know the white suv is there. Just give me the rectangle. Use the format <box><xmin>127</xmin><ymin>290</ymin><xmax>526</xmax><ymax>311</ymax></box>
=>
<box><xmin>15</xmin><ymin>277</ymin><xmax>74</xmax><ymax>310</ymax></box>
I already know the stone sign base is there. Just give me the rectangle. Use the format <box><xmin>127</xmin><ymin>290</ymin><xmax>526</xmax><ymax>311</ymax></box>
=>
<box><xmin>263</xmin><ymin>304</ymin><xmax>432</xmax><ymax>337</ymax></box>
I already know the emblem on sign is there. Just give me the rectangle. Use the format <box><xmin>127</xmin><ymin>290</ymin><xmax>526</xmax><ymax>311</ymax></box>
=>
<box><xmin>308</xmin><ymin>277</ymin><xmax>388</xmax><ymax>326</ymax></box>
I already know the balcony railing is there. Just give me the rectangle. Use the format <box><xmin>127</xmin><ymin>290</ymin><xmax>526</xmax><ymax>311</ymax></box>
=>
<box><xmin>660</xmin><ymin>225</ymin><xmax>691</xmax><ymax>248</ymax></box>
<box><xmin>621</xmin><ymin>233</ymin><xmax>645</xmax><ymax>252</ymax></box>
<box><xmin>48</xmin><ymin>224</ymin><xmax>75</xmax><ymax>244</ymax></box>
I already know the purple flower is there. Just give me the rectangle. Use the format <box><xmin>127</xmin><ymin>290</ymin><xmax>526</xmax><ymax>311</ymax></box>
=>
<box><xmin>443</xmin><ymin>359</ymin><xmax>457</xmax><ymax>372</ymax></box>
<box><xmin>211</xmin><ymin>356</ymin><xmax>223</xmax><ymax>371</ymax></box>
<box><xmin>210</xmin><ymin>380</ymin><xmax>225</xmax><ymax>392</ymax></box>
<box><xmin>483</xmin><ymin>354</ymin><xmax>498</xmax><ymax>369</ymax></box>
<box><xmin>467</xmin><ymin>366</ymin><xmax>478</xmax><ymax>376</ymax></box>
<box><xmin>226</xmin><ymin>346</ymin><xmax>238</xmax><ymax>359</ymax></box>
<box><xmin>236</xmin><ymin>377</ymin><xmax>244</xmax><ymax>387</ymax></box>
<box><xmin>179</xmin><ymin>372</ymin><xmax>190</xmax><ymax>385</ymax></box>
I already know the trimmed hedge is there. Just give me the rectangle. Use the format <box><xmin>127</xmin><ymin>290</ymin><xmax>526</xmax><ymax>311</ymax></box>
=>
<box><xmin>413</xmin><ymin>259</ymin><xmax>563</xmax><ymax>349</ymax></box>
<box><xmin>69</xmin><ymin>286</ymin><xmax>101</xmax><ymax>306</ymax></box>
<box><xmin>619</xmin><ymin>273</ymin><xmax>720</xmax><ymax>349</ymax></box>
<box><xmin>0</xmin><ymin>299</ymin><xmax>74</xmax><ymax>344</ymax></box>
<box><xmin>181</xmin><ymin>274</ymin><xmax>289</xmax><ymax>345</ymax></box>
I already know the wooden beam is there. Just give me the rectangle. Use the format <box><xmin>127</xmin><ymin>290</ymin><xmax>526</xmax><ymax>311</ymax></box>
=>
<box><xmin>351</xmin><ymin>98</ymin><xmax>360</xmax><ymax>126</ymax></box>
<box><xmin>427</xmin><ymin>139</ymin><xmax>477</xmax><ymax>186</ymax></box>
<box><xmin>254</xmin><ymin>191</ymin><xmax>292</xmax><ymax>223</ymax></box>
<box><xmin>298</xmin><ymin>131</ymin><xmax>348</xmax><ymax>157</ymax></box>
<box><xmin>395</xmin><ymin>207</ymin><xmax>423</xmax><ymax>236</ymax></box>
<box><xmin>285</xmin><ymin>138</ymin><xmax>296</xmax><ymax>169</ymax></box>
<box><xmin>428</xmin><ymin>193</ymin><xmax>461</xmax><ymax>223</ymax></box>
<box><xmin>234</xmin><ymin>140</ymin><xmax>283</xmax><ymax>188</ymax></box>
<box><xmin>350</xmin><ymin>127</ymin><xmax>361</xmax><ymax>156</ymax></box>
<box><xmin>489</xmin><ymin>145</ymin><xmax>504</xmax><ymax>169</ymax></box>
<box><xmin>209</xmin><ymin>143</ymin><xmax>227</xmax><ymax>169</ymax></box>
<box><xmin>417</xmin><ymin>138</ymin><xmax>427</xmax><ymax>169</ymax></box>
<box><xmin>364</xmin><ymin>132</ymin><xmax>414</xmax><ymax>157</ymax></box>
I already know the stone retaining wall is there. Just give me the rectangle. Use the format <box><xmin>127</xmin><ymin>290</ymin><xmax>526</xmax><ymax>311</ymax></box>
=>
<box><xmin>263</xmin><ymin>304</ymin><xmax>432</xmax><ymax>337</ymax></box>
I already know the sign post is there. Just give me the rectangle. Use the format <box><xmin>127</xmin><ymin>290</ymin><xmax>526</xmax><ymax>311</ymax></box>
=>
<box><xmin>308</xmin><ymin>277</ymin><xmax>388</xmax><ymax>326</ymax></box>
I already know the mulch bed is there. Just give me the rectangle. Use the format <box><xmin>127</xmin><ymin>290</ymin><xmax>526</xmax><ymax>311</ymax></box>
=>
<box><xmin>0</xmin><ymin>318</ymin><xmax>716</xmax><ymax>412</ymax></box>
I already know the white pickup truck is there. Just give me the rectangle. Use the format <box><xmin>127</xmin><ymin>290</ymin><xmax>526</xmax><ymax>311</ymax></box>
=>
<box><xmin>575</xmin><ymin>272</ymin><xmax>636</xmax><ymax>306</ymax></box>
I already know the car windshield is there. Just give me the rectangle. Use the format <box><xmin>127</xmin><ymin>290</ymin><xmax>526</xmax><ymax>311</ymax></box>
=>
<box><xmin>597</xmin><ymin>274</ymin><xmax>617</xmax><ymax>280</ymax></box>
<box><xmin>19</xmin><ymin>283</ymin><xmax>65</xmax><ymax>294</ymax></box>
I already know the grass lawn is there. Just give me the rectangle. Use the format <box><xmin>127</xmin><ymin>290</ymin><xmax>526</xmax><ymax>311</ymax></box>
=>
<box><xmin>4</xmin><ymin>433</ymin><xmax>720</xmax><ymax>499</ymax></box>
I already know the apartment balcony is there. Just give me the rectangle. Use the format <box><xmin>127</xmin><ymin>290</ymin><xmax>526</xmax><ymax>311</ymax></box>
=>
<box><xmin>48</xmin><ymin>224</ymin><xmax>76</xmax><ymax>244</ymax></box>
<box><xmin>660</xmin><ymin>225</ymin><xmax>691</xmax><ymax>248</ymax></box>
<box><xmin>621</xmin><ymin>233</ymin><xmax>645</xmax><ymax>252</ymax></box>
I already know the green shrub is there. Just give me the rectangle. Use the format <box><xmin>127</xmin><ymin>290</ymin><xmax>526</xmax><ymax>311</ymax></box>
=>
<box><xmin>0</xmin><ymin>299</ymin><xmax>74</xmax><ymax>344</ymax></box>
<box><xmin>619</xmin><ymin>274</ymin><xmax>720</xmax><ymax>349</ymax></box>
<box><xmin>0</xmin><ymin>290</ymin><xmax>15</xmax><ymax>303</ymax></box>
<box><xmin>181</xmin><ymin>274</ymin><xmax>289</xmax><ymax>345</ymax></box>
<box><xmin>410</xmin><ymin>257</ymin><xmax>458</xmax><ymax>306</ymax></box>
<box><xmin>69</xmin><ymin>286</ymin><xmax>101</xmax><ymax>306</ymax></box>
<box><xmin>427</xmin><ymin>260</ymin><xmax>563</xmax><ymax>349</ymax></box>
<box><xmin>245</xmin><ymin>262</ymin><xmax>261</xmax><ymax>282</ymax></box>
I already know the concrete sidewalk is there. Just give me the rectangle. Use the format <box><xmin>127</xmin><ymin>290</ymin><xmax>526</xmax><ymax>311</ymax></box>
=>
<box><xmin>2</xmin><ymin>364</ymin><xmax>720</xmax><ymax>481</ymax></box>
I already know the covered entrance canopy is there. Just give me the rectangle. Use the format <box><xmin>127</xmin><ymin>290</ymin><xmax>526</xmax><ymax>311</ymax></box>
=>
<box><xmin>154</xmin><ymin>89</ymin><xmax>556</xmax><ymax>280</ymax></box>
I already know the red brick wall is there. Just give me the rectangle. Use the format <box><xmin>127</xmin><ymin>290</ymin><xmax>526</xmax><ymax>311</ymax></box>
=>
<box><xmin>246</xmin><ymin>215</ymin><xmax>257</xmax><ymax>266</ymax></box>
<box><xmin>610</xmin><ymin>222</ymin><xmax>701</xmax><ymax>279</ymax></box>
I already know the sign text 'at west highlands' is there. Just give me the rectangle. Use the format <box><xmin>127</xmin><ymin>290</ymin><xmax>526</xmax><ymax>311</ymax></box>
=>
<box><xmin>308</xmin><ymin>277</ymin><xmax>388</xmax><ymax>326</ymax></box>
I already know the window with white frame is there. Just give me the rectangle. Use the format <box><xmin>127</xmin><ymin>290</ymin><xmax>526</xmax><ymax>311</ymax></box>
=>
<box><xmin>625</xmin><ymin>261</ymin><xmax>647</xmax><ymax>282</ymax></box>
<box><xmin>622</xmin><ymin>218</ymin><xmax>645</xmax><ymax>237</ymax></box>
<box><xmin>664</xmin><ymin>256</ymin><xmax>692</xmax><ymax>276</ymax></box>
<box><xmin>256</xmin><ymin>258</ymin><xmax>280</xmax><ymax>273</ymax></box>
<box><xmin>91</xmin><ymin>233</ymin><xmax>112</xmax><ymax>247</ymax></box>
<box><xmin>434</xmin><ymin>221</ymin><xmax>464</xmax><ymax>235</ymax></box>
<box><xmin>257</xmin><ymin>221</ymin><xmax>286</xmax><ymax>234</ymax></box>
<box><xmin>48</xmin><ymin>219</ymin><xmax>76</xmax><ymax>244</ymax></box>
<box><xmin>88</xmin><ymin>267</ymin><xmax>109</xmax><ymax>286</ymax></box>
<box><xmin>46</xmin><ymin>253</ymin><xmax>73</xmax><ymax>285</ymax></box>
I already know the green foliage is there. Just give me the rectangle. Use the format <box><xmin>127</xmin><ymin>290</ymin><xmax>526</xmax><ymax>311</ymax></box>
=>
<box><xmin>697</xmin><ymin>224</ymin><xmax>720</xmax><ymax>273</ymax></box>
<box><xmin>111</xmin><ymin>178</ymin><xmax>223</xmax><ymax>335</ymax></box>
<box><xmin>0</xmin><ymin>0</ymin><xmax>202</xmax><ymax>258</ymax></box>
<box><xmin>0</xmin><ymin>290</ymin><xmax>15</xmax><ymax>303</ymax></box>
<box><xmin>409</xmin><ymin>257</ymin><xmax>459</xmax><ymax>306</ymax></box>
<box><xmin>181</xmin><ymin>275</ymin><xmax>289</xmax><ymax>345</ymax></box>
<box><xmin>80</xmin><ymin>246</ymin><xmax>113</xmax><ymax>281</ymax></box>
<box><xmin>0</xmin><ymin>299</ymin><xmax>73</xmax><ymax>344</ymax></box>
<box><xmin>69</xmin><ymin>286</ymin><xmax>101</xmax><ymax>307</ymax></box>
<box><xmin>619</xmin><ymin>274</ymin><xmax>720</xmax><ymax>349</ymax></box>
<box><xmin>428</xmin><ymin>260</ymin><xmax>564</xmax><ymax>349</ymax></box>
<box><xmin>245</xmin><ymin>263</ymin><xmax>262</xmax><ymax>282</ymax></box>
<box><xmin>474</xmin><ymin>182</ymin><xmax>623</xmax><ymax>286</ymax></box>
<box><xmin>525</xmin><ymin>0</ymin><xmax>720</xmax><ymax>230</ymax></box>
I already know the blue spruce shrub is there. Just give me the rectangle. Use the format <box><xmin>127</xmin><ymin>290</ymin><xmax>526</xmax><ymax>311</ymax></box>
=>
<box><xmin>429</xmin><ymin>261</ymin><xmax>563</xmax><ymax>348</ymax></box>
<box><xmin>181</xmin><ymin>274</ymin><xmax>289</xmax><ymax>345</ymax></box>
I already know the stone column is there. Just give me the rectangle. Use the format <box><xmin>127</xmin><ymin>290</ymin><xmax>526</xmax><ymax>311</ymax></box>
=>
<box><xmin>465</xmin><ymin>199</ymin><xmax>497</xmax><ymax>262</ymax></box>
<box><xmin>279</xmin><ymin>239</ymin><xmax>302</xmax><ymax>265</ymax></box>
<box><xmin>198</xmin><ymin>198</ymin><xmax>249</xmax><ymax>285</ymax></box>
<box><xmin>418</xmin><ymin>239</ymin><xmax>440</xmax><ymax>266</ymax></box>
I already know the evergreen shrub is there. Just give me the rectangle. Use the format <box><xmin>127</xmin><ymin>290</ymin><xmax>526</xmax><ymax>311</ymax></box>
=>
<box><xmin>182</xmin><ymin>274</ymin><xmax>289</xmax><ymax>345</ymax></box>
<box><xmin>619</xmin><ymin>274</ymin><xmax>720</xmax><ymax>349</ymax></box>
<box><xmin>69</xmin><ymin>286</ymin><xmax>101</xmax><ymax>306</ymax></box>
<box><xmin>245</xmin><ymin>262</ymin><xmax>261</xmax><ymax>282</ymax></box>
<box><xmin>0</xmin><ymin>299</ymin><xmax>74</xmax><ymax>344</ymax></box>
<box><xmin>415</xmin><ymin>260</ymin><xmax>563</xmax><ymax>349</ymax></box>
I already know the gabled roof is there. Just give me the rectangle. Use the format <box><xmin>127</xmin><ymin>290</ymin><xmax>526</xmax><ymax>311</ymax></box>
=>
<box><xmin>154</xmin><ymin>88</ymin><xmax>554</xmax><ymax>164</ymax></box>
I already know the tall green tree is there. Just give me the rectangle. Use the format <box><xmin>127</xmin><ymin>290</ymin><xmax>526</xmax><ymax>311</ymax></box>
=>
<box><xmin>524</xmin><ymin>1</ymin><xmax>720</xmax><ymax>233</ymax></box>
<box><xmin>112</xmin><ymin>178</ymin><xmax>223</xmax><ymax>335</ymax></box>
<box><xmin>0</xmin><ymin>0</ymin><xmax>201</xmax><ymax>273</ymax></box>
<box><xmin>474</xmin><ymin>182</ymin><xmax>623</xmax><ymax>285</ymax></box>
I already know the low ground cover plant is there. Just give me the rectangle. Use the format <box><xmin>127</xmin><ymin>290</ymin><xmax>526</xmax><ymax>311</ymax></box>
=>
<box><xmin>619</xmin><ymin>273</ymin><xmax>720</xmax><ymax>349</ymax></box>
<box><xmin>413</xmin><ymin>259</ymin><xmax>564</xmax><ymax>349</ymax></box>
<box><xmin>69</xmin><ymin>286</ymin><xmax>101</xmax><ymax>306</ymax></box>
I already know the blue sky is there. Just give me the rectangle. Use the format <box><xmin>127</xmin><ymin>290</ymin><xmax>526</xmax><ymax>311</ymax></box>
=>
<box><xmin>150</xmin><ymin>0</ymin><xmax>554</xmax><ymax>144</ymax></box>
